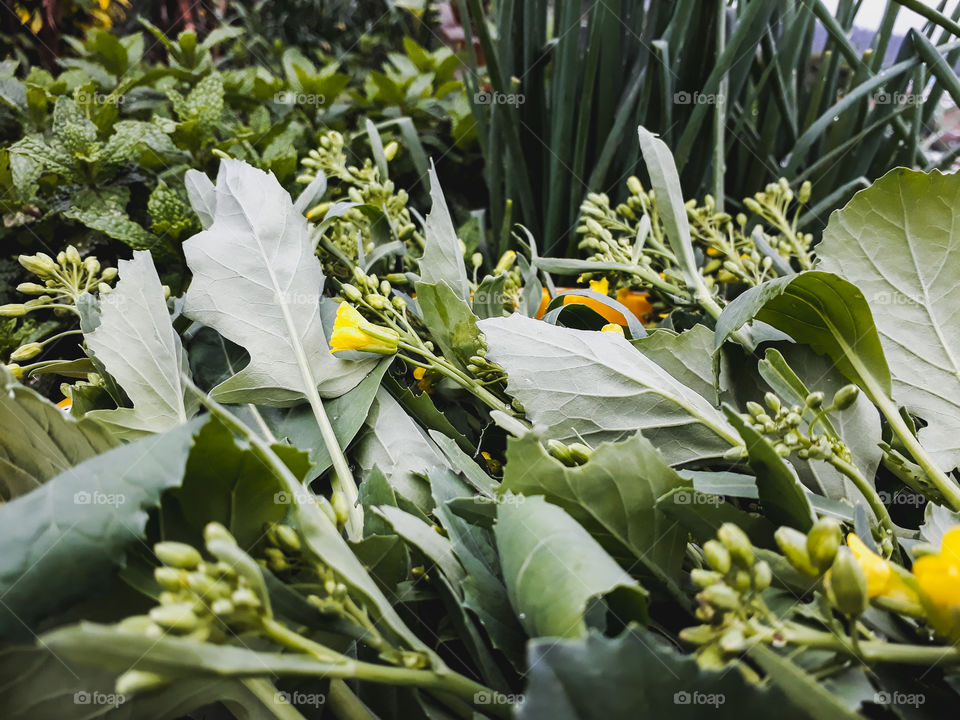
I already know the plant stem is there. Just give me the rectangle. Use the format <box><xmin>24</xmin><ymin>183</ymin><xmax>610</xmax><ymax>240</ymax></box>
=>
<box><xmin>782</xmin><ymin>625</ymin><xmax>960</xmax><ymax>666</ymax></box>
<box><xmin>874</xmin><ymin>393</ymin><xmax>960</xmax><ymax>510</ymax></box>
<box><xmin>829</xmin><ymin>455</ymin><xmax>897</xmax><ymax>544</ymax></box>
<box><xmin>261</xmin><ymin>618</ymin><xmax>510</xmax><ymax>719</ymax></box>
<box><xmin>242</xmin><ymin>678</ymin><xmax>310</xmax><ymax>720</ymax></box>
<box><xmin>328</xmin><ymin>679</ymin><xmax>375</xmax><ymax>720</ymax></box>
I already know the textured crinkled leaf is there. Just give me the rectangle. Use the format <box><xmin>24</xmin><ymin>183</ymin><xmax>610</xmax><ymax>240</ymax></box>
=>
<box><xmin>501</xmin><ymin>432</ymin><xmax>687</xmax><ymax>582</ymax></box>
<box><xmin>84</xmin><ymin>251</ymin><xmax>198</xmax><ymax>438</ymax></box>
<box><xmin>632</xmin><ymin>324</ymin><xmax>727</xmax><ymax>404</ymax></box>
<box><xmin>418</xmin><ymin>163</ymin><xmax>469</xmax><ymax>302</ymax></box>
<box><xmin>0</xmin><ymin>419</ymin><xmax>202</xmax><ymax>639</ymax></box>
<box><xmin>182</xmin><ymin>159</ymin><xmax>375</xmax><ymax>404</ymax></box>
<box><xmin>495</xmin><ymin>495</ymin><xmax>648</xmax><ymax>639</ymax></box>
<box><xmin>101</xmin><ymin>119</ymin><xmax>180</xmax><ymax>166</ymax></box>
<box><xmin>0</xmin><ymin>367</ymin><xmax>117</xmax><ymax>500</ymax></box>
<box><xmin>414</xmin><ymin>280</ymin><xmax>484</xmax><ymax>371</ymax></box>
<box><xmin>480</xmin><ymin>314</ymin><xmax>741</xmax><ymax>464</ymax></box>
<box><xmin>818</xmin><ymin>169</ymin><xmax>960</xmax><ymax>471</ymax></box>
<box><xmin>520</xmin><ymin>628</ymin><xmax>810</xmax><ymax>720</ymax></box>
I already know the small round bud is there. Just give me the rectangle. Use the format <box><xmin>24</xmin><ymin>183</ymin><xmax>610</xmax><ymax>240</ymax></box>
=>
<box><xmin>805</xmin><ymin>391</ymin><xmax>824</xmax><ymax>409</ymax></box>
<box><xmin>826</xmin><ymin>547</ymin><xmax>868</xmax><ymax>616</ymax></box>
<box><xmin>832</xmin><ymin>385</ymin><xmax>860</xmax><ymax>411</ymax></box>
<box><xmin>699</xmin><ymin>584</ymin><xmax>740</xmax><ymax>611</ymax></box>
<box><xmin>149</xmin><ymin>603</ymin><xmax>200</xmax><ymax>631</ymax></box>
<box><xmin>718</xmin><ymin>523</ymin><xmax>754</xmax><ymax>567</ymax></box>
<box><xmin>775</xmin><ymin>527</ymin><xmax>818</xmax><ymax>576</ymax></box>
<box><xmin>764</xmin><ymin>393</ymin><xmax>781</xmax><ymax>413</ymax></box>
<box><xmin>273</xmin><ymin>524</ymin><xmax>301</xmax><ymax>554</ymax></box>
<box><xmin>10</xmin><ymin>343</ymin><xmax>42</xmax><ymax>362</ymax></box>
<box><xmin>752</xmin><ymin>560</ymin><xmax>772</xmax><ymax>590</ymax></box>
<box><xmin>101</xmin><ymin>267</ymin><xmax>118</xmax><ymax>281</ymax></box>
<box><xmin>65</xmin><ymin>245</ymin><xmax>82</xmax><ymax>266</ymax></box>
<box><xmin>154</xmin><ymin>541</ymin><xmax>202</xmax><ymax>570</ymax></box>
<box><xmin>703</xmin><ymin>540</ymin><xmax>731</xmax><ymax>574</ymax></box>
<box><xmin>204</xmin><ymin>522</ymin><xmax>237</xmax><ymax>548</ymax></box>
<box><xmin>807</xmin><ymin>518</ymin><xmax>841</xmax><ymax>573</ymax></box>
<box><xmin>341</xmin><ymin>284</ymin><xmax>363</xmax><ymax>303</ymax></box>
<box><xmin>154</xmin><ymin>567</ymin><xmax>184</xmax><ymax>591</ymax></box>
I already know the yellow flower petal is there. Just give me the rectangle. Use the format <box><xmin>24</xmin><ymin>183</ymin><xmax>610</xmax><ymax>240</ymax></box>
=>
<box><xmin>847</xmin><ymin>533</ymin><xmax>891</xmax><ymax>598</ymax></box>
<box><xmin>600</xmin><ymin>323</ymin><xmax>624</xmax><ymax>336</ymax></box>
<box><xmin>588</xmin><ymin>277</ymin><xmax>610</xmax><ymax>295</ymax></box>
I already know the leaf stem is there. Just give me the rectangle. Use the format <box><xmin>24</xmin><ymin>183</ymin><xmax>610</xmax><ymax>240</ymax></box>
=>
<box><xmin>829</xmin><ymin>455</ymin><xmax>897</xmax><ymax>544</ymax></box>
<box><xmin>242</xmin><ymin>678</ymin><xmax>310</xmax><ymax>720</ymax></box>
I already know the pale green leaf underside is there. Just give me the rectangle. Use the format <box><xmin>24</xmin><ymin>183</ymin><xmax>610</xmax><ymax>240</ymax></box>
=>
<box><xmin>182</xmin><ymin>159</ymin><xmax>375</xmax><ymax>405</ymax></box>
<box><xmin>480</xmin><ymin>314</ymin><xmax>740</xmax><ymax>465</ymax></box>
<box><xmin>818</xmin><ymin>168</ymin><xmax>960</xmax><ymax>471</ymax></box>
<box><xmin>85</xmin><ymin>251</ymin><xmax>198</xmax><ymax>438</ymax></box>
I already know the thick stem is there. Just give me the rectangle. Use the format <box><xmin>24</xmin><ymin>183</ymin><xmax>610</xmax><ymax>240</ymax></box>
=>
<box><xmin>242</xmin><ymin>678</ymin><xmax>310</xmax><ymax>720</ymax></box>
<box><xmin>262</xmin><ymin>618</ymin><xmax>510</xmax><ymax>719</ymax></box>
<box><xmin>782</xmin><ymin>625</ymin><xmax>960</xmax><ymax>666</ymax></box>
<box><xmin>829</xmin><ymin>456</ymin><xmax>897</xmax><ymax>543</ymax></box>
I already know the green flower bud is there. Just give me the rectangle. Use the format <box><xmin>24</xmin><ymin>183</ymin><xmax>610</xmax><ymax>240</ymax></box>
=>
<box><xmin>149</xmin><ymin>602</ymin><xmax>200</xmax><ymax>631</ymax></box>
<box><xmin>154</xmin><ymin>541</ymin><xmax>202</xmax><ymax>569</ymax></box>
<box><xmin>494</xmin><ymin>250</ymin><xmax>517</xmax><ymax>275</ymax></box>
<box><xmin>807</xmin><ymin>517</ymin><xmax>841</xmax><ymax>572</ymax></box>
<box><xmin>764</xmin><ymin>393</ymin><xmax>781</xmax><ymax>413</ymax></box>
<box><xmin>546</xmin><ymin>439</ymin><xmax>574</xmax><ymax>465</ymax></box>
<box><xmin>383</xmin><ymin>141</ymin><xmax>399</xmax><ymax>162</ymax></box>
<box><xmin>699</xmin><ymin>584</ymin><xmax>740</xmax><ymax>611</ymax></box>
<box><xmin>16</xmin><ymin>283</ymin><xmax>46</xmax><ymax>295</ymax></box>
<box><xmin>154</xmin><ymin>567</ymin><xmax>184</xmax><ymax>591</ymax></box>
<box><xmin>832</xmin><ymin>385</ymin><xmax>860</xmax><ymax>411</ymax></box>
<box><xmin>753</xmin><ymin>560</ymin><xmax>772</xmax><ymax>590</ymax></box>
<box><xmin>826</xmin><ymin>547</ymin><xmax>868</xmax><ymax>616</ymax></box>
<box><xmin>703</xmin><ymin>540</ymin><xmax>731</xmax><ymax>574</ymax></box>
<box><xmin>732</xmin><ymin>570</ymin><xmax>752</xmax><ymax>592</ymax></box>
<box><xmin>19</xmin><ymin>253</ymin><xmax>57</xmax><ymax>276</ymax></box>
<box><xmin>101</xmin><ymin>267</ymin><xmax>118</xmax><ymax>281</ymax></box>
<box><xmin>799</xmin><ymin>181</ymin><xmax>812</xmax><ymax>204</ymax></box>
<box><xmin>211</xmin><ymin>598</ymin><xmax>235</xmax><ymax>616</ymax></box>
<box><xmin>341</xmin><ymin>284</ymin><xmax>363</xmax><ymax>303</ymax></box>
<box><xmin>10</xmin><ymin>343</ymin><xmax>42</xmax><ymax>362</ymax></box>
<box><xmin>720</xmin><ymin>627</ymin><xmax>746</xmax><ymax>653</ymax></box>
<box><xmin>678</xmin><ymin>624</ymin><xmax>717</xmax><ymax>645</ymax></box>
<box><xmin>566</xmin><ymin>443</ymin><xmax>593</xmax><ymax>465</ymax></box>
<box><xmin>83</xmin><ymin>256</ymin><xmax>101</xmax><ymax>275</ymax></box>
<box><xmin>805</xmin><ymin>391</ymin><xmax>824</xmax><ymax>408</ymax></box>
<box><xmin>116</xmin><ymin>669</ymin><xmax>170</xmax><ymax>695</ymax></box>
<box><xmin>746</xmin><ymin>401</ymin><xmax>765</xmax><ymax>417</ymax></box>
<box><xmin>273</xmin><ymin>524</ymin><xmax>301</xmax><ymax>554</ymax></box>
<box><xmin>690</xmin><ymin>569</ymin><xmax>724</xmax><ymax>588</ymax></box>
<box><xmin>232</xmin><ymin>587</ymin><xmax>261</xmax><ymax>609</ymax></box>
<box><xmin>775</xmin><ymin>527</ymin><xmax>818</xmax><ymax>575</ymax></box>
<box><xmin>65</xmin><ymin>245</ymin><xmax>82</xmax><ymax>266</ymax></box>
<box><xmin>626</xmin><ymin>176</ymin><xmax>644</xmax><ymax>196</ymax></box>
<box><xmin>204</xmin><ymin>522</ymin><xmax>237</xmax><ymax>548</ymax></box>
<box><xmin>718</xmin><ymin>523</ymin><xmax>754</xmax><ymax>567</ymax></box>
<box><xmin>0</xmin><ymin>304</ymin><xmax>27</xmax><ymax>317</ymax></box>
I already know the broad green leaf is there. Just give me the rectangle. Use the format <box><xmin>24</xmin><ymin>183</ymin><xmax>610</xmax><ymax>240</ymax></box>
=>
<box><xmin>418</xmin><ymin>163</ymin><xmax>469</xmax><ymax>302</ymax></box>
<box><xmin>84</xmin><ymin>251</ymin><xmax>198</xmax><ymax>438</ymax></box>
<box><xmin>501</xmin><ymin>432</ymin><xmax>687</xmax><ymax>588</ymax></box>
<box><xmin>748</xmin><ymin>645</ymin><xmax>862</xmax><ymax>720</ymax></box>
<box><xmin>0</xmin><ymin>418</ymin><xmax>202</xmax><ymax>638</ymax></box>
<box><xmin>818</xmin><ymin>168</ymin><xmax>960</xmax><ymax>471</ymax></box>
<box><xmin>658</xmin><ymin>487</ymin><xmax>777</xmax><ymax>547</ymax></box>
<box><xmin>414</xmin><ymin>281</ymin><xmax>484</xmax><ymax>372</ymax></box>
<box><xmin>495</xmin><ymin>495</ymin><xmax>648</xmax><ymax>639</ymax></box>
<box><xmin>0</xmin><ymin>367</ymin><xmax>116</xmax><ymax>500</ymax></box>
<box><xmin>633</xmin><ymin>324</ymin><xmax>728</xmax><ymax>404</ymax></box>
<box><xmin>352</xmin><ymin>388</ymin><xmax>444</xmax><ymax>512</ymax></box>
<box><xmin>725</xmin><ymin>407</ymin><xmax>815</xmax><ymax>531</ymax></box>
<box><xmin>260</xmin><ymin>358</ymin><xmax>391</xmax><ymax>476</ymax></box>
<box><xmin>919</xmin><ymin>503</ymin><xmax>960</xmax><ymax>546</ymax></box>
<box><xmin>182</xmin><ymin>159</ymin><xmax>375</xmax><ymax>405</ymax></box>
<box><xmin>519</xmin><ymin>628</ymin><xmax>809</xmax><ymax>720</ymax></box>
<box><xmin>480</xmin><ymin>314</ymin><xmax>741</xmax><ymax>464</ymax></box>
<box><xmin>715</xmin><ymin>271</ymin><xmax>892</xmax><ymax>400</ymax></box>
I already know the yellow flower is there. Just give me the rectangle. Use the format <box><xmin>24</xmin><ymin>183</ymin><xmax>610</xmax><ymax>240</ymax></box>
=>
<box><xmin>329</xmin><ymin>303</ymin><xmax>399</xmax><ymax>355</ymax></box>
<box><xmin>847</xmin><ymin>534</ymin><xmax>916</xmax><ymax>603</ymax></box>
<box><xmin>600</xmin><ymin>323</ymin><xmax>624</xmax><ymax>336</ymax></box>
<box><xmin>915</xmin><ymin>528</ymin><xmax>960</xmax><ymax>616</ymax></box>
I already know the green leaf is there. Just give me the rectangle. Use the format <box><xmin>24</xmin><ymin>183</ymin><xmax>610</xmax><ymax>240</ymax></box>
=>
<box><xmin>919</xmin><ymin>502</ymin><xmax>960</xmax><ymax>546</ymax></box>
<box><xmin>0</xmin><ymin>418</ymin><xmax>202</xmax><ymax>639</ymax></box>
<box><xmin>261</xmin><ymin>358</ymin><xmax>390</xmax><ymax>476</ymax></box>
<box><xmin>715</xmin><ymin>271</ymin><xmax>892</xmax><ymax>401</ymax></box>
<box><xmin>480</xmin><ymin>314</ymin><xmax>741</xmax><ymax>464</ymax></box>
<box><xmin>520</xmin><ymin>628</ymin><xmax>810</xmax><ymax>720</ymax></box>
<box><xmin>495</xmin><ymin>495</ymin><xmax>648</xmax><ymax>639</ymax></box>
<box><xmin>0</xmin><ymin>367</ymin><xmax>116</xmax><ymax>500</ymax></box>
<box><xmin>182</xmin><ymin>158</ymin><xmax>376</xmax><ymax>404</ymax></box>
<box><xmin>501</xmin><ymin>432</ymin><xmax>687</xmax><ymax>587</ymax></box>
<box><xmin>84</xmin><ymin>251</ymin><xmax>198</xmax><ymax>438</ymax></box>
<box><xmin>414</xmin><ymin>281</ymin><xmax>484</xmax><ymax>372</ymax></box>
<box><xmin>632</xmin><ymin>325</ymin><xmax>727</xmax><ymax>405</ymax></box>
<box><xmin>418</xmin><ymin>164</ymin><xmax>469</xmax><ymax>302</ymax></box>
<box><xmin>725</xmin><ymin>407</ymin><xmax>816</xmax><ymax>531</ymax></box>
<box><xmin>818</xmin><ymin>168</ymin><xmax>960</xmax><ymax>471</ymax></box>
<box><xmin>748</xmin><ymin>645</ymin><xmax>863</xmax><ymax>720</ymax></box>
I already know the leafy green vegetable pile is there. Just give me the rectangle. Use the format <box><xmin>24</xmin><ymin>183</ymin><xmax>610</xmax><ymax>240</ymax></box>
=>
<box><xmin>2</xmin><ymin>119</ymin><xmax>960</xmax><ymax>720</ymax></box>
